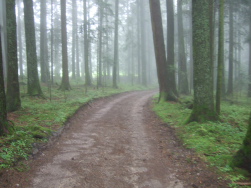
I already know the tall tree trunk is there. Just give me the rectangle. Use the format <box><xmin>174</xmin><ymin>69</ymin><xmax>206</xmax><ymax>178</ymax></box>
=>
<box><xmin>137</xmin><ymin>0</ymin><xmax>141</xmax><ymax>84</ymax></box>
<box><xmin>50</xmin><ymin>0</ymin><xmax>54</xmax><ymax>84</ymax></box>
<box><xmin>0</xmin><ymin>0</ymin><xmax>7</xmax><ymax>84</ymax></box>
<box><xmin>0</xmin><ymin>26</ymin><xmax>8</xmax><ymax>136</ymax></box>
<box><xmin>76</xmin><ymin>33</ymin><xmax>80</xmax><ymax>79</ymax></box>
<box><xmin>189</xmin><ymin>1</ymin><xmax>193</xmax><ymax>92</ymax></box>
<box><xmin>177</xmin><ymin>0</ymin><xmax>189</xmax><ymax>95</ymax></box>
<box><xmin>227</xmin><ymin>0</ymin><xmax>234</xmax><ymax>96</ymax></box>
<box><xmin>97</xmin><ymin>0</ymin><xmax>103</xmax><ymax>87</ymax></box>
<box><xmin>40</xmin><ymin>0</ymin><xmax>49</xmax><ymax>83</ymax></box>
<box><xmin>113</xmin><ymin>0</ymin><xmax>119</xmax><ymax>88</ymax></box>
<box><xmin>248</xmin><ymin>2</ymin><xmax>251</xmax><ymax>98</ymax></box>
<box><xmin>149</xmin><ymin>0</ymin><xmax>169</xmax><ymax>101</ymax></box>
<box><xmin>6</xmin><ymin>0</ymin><xmax>21</xmax><ymax>112</ymax></box>
<box><xmin>187</xmin><ymin>0</ymin><xmax>218</xmax><ymax>123</ymax></box>
<box><xmin>84</xmin><ymin>0</ymin><xmax>91</xmax><ymax>85</ymax></box>
<box><xmin>140</xmin><ymin>0</ymin><xmax>147</xmax><ymax>86</ymax></box>
<box><xmin>59</xmin><ymin>0</ymin><xmax>71</xmax><ymax>90</ymax></box>
<box><xmin>216</xmin><ymin>0</ymin><xmax>225</xmax><ymax>114</ymax></box>
<box><xmin>17</xmin><ymin>0</ymin><xmax>24</xmax><ymax>81</ymax></box>
<box><xmin>23</xmin><ymin>0</ymin><xmax>43</xmax><ymax>96</ymax></box>
<box><xmin>71</xmin><ymin>0</ymin><xmax>77</xmax><ymax>80</ymax></box>
<box><xmin>166</xmin><ymin>0</ymin><xmax>178</xmax><ymax>99</ymax></box>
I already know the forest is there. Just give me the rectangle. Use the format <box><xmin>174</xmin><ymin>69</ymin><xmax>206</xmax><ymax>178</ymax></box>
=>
<box><xmin>0</xmin><ymin>0</ymin><xmax>251</xmax><ymax>187</ymax></box>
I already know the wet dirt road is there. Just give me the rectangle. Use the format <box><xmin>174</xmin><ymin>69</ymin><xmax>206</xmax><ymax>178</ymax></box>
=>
<box><xmin>30</xmin><ymin>90</ymin><xmax>183</xmax><ymax>188</ymax></box>
<box><xmin>4</xmin><ymin>90</ymin><xmax>228</xmax><ymax>188</ymax></box>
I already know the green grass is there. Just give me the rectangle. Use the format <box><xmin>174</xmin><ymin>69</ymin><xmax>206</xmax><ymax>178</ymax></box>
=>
<box><xmin>0</xmin><ymin>83</ymin><xmax>152</xmax><ymax>170</ymax></box>
<box><xmin>153</xmin><ymin>95</ymin><xmax>251</xmax><ymax>188</ymax></box>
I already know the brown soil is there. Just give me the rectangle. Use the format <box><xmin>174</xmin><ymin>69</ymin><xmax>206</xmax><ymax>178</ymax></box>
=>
<box><xmin>0</xmin><ymin>91</ymin><xmax>230</xmax><ymax>188</ymax></box>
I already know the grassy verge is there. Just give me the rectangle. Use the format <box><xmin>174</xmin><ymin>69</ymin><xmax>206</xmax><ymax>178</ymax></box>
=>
<box><xmin>153</xmin><ymin>95</ymin><xmax>250</xmax><ymax>188</ymax></box>
<box><xmin>0</xmin><ymin>83</ymin><xmax>150</xmax><ymax>170</ymax></box>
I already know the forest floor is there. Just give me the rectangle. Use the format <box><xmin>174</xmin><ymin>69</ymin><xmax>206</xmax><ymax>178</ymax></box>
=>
<box><xmin>0</xmin><ymin>90</ymin><xmax>230</xmax><ymax>188</ymax></box>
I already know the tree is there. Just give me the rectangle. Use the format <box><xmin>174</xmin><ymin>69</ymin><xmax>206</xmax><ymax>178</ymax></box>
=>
<box><xmin>187</xmin><ymin>0</ymin><xmax>218</xmax><ymax>122</ymax></box>
<box><xmin>113</xmin><ymin>0</ymin><xmax>119</xmax><ymax>88</ymax></box>
<box><xmin>166</xmin><ymin>0</ymin><xmax>178</xmax><ymax>99</ymax></box>
<box><xmin>177</xmin><ymin>0</ymin><xmax>189</xmax><ymax>95</ymax></box>
<box><xmin>50</xmin><ymin>0</ymin><xmax>54</xmax><ymax>84</ymax></box>
<box><xmin>149</xmin><ymin>0</ymin><xmax>169</xmax><ymax>101</ymax></box>
<box><xmin>17</xmin><ymin>0</ymin><xmax>24</xmax><ymax>81</ymax></box>
<box><xmin>59</xmin><ymin>0</ymin><xmax>71</xmax><ymax>91</ymax></box>
<box><xmin>40</xmin><ymin>0</ymin><xmax>49</xmax><ymax>83</ymax></box>
<box><xmin>0</xmin><ymin>26</ymin><xmax>8</xmax><ymax>136</ymax></box>
<box><xmin>71</xmin><ymin>0</ymin><xmax>77</xmax><ymax>80</ymax></box>
<box><xmin>140</xmin><ymin>0</ymin><xmax>147</xmax><ymax>86</ymax></box>
<box><xmin>23</xmin><ymin>0</ymin><xmax>43</xmax><ymax>96</ymax></box>
<box><xmin>248</xmin><ymin>1</ymin><xmax>251</xmax><ymax>98</ymax></box>
<box><xmin>216</xmin><ymin>0</ymin><xmax>225</xmax><ymax>114</ymax></box>
<box><xmin>227</xmin><ymin>0</ymin><xmax>234</xmax><ymax>96</ymax></box>
<box><xmin>97</xmin><ymin>0</ymin><xmax>104</xmax><ymax>87</ymax></box>
<box><xmin>6</xmin><ymin>0</ymin><xmax>21</xmax><ymax>112</ymax></box>
<box><xmin>232</xmin><ymin>113</ymin><xmax>251</xmax><ymax>172</ymax></box>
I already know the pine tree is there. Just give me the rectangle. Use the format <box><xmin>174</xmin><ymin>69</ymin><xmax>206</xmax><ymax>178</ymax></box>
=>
<box><xmin>6</xmin><ymin>0</ymin><xmax>21</xmax><ymax>112</ymax></box>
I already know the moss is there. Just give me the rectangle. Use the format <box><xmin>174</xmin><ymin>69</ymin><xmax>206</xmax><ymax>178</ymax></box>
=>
<box><xmin>231</xmin><ymin>114</ymin><xmax>251</xmax><ymax>172</ymax></box>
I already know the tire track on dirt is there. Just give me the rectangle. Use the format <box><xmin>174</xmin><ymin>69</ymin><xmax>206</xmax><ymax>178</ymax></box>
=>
<box><xmin>29</xmin><ymin>90</ymin><xmax>183</xmax><ymax>188</ymax></box>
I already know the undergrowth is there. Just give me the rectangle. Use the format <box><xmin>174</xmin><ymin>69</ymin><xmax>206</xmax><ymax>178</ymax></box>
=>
<box><xmin>0</xmin><ymin>83</ymin><xmax>150</xmax><ymax>170</ymax></box>
<box><xmin>153</xmin><ymin>95</ymin><xmax>250</xmax><ymax>188</ymax></box>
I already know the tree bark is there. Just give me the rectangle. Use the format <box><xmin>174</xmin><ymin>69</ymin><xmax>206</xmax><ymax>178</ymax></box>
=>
<box><xmin>216</xmin><ymin>0</ymin><xmax>225</xmax><ymax>114</ymax></box>
<box><xmin>97</xmin><ymin>0</ymin><xmax>103</xmax><ymax>87</ymax></box>
<box><xmin>71</xmin><ymin>0</ymin><xmax>77</xmax><ymax>80</ymax></box>
<box><xmin>187</xmin><ymin>0</ymin><xmax>218</xmax><ymax>122</ymax></box>
<box><xmin>59</xmin><ymin>0</ymin><xmax>71</xmax><ymax>91</ymax></box>
<box><xmin>23</xmin><ymin>0</ymin><xmax>43</xmax><ymax>96</ymax></box>
<box><xmin>84</xmin><ymin>0</ymin><xmax>91</xmax><ymax>85</ymax></box>
<box><xmin>40</xmin><ymin>0</ymin><xmax>49</xmax><ymax>83</ymax></box>
<box><xmin>248</xmin><ymin>2</ymin><xmax>251</xmax><ymax>98</ymax></box>
<box><xmin>149</xmin><ymin>0</ymin><xmax>169</xmax><ymax>101</ymax></box>
<box><xmin>6</xmin><ymin>0</ymin><xmax>21</xmax><ymax>112</ymax></box>
<box><xmin>113</xmin><ymin>0</ymin><xmax>119</xmax><ymax>88</ymax></box>
<box><xmin>0</xmin><ymin>26</ymin><xmax>8</xmax><ymax>136</ymax></box>
<box><xmin>177</xmin><ymin>0</ymin><xmax>189</xmax><ymax>95</ymax></box>
<box><xmin>166</xmin><ymin>0</ymin><xmax>178</xmax><ymax>99</ymax></box>
<box><xmin>227</xmin><ymin>0</ymin><xmax>234</xmax><ymax>96</ymax></box>
<box><xmin>140</xmin><ymin>0</ymin><xmax>147</xmax><ymax>86</ymax></box>
<box><xmin>17</xmin><ymin>0</ymin><xmax>24</xmax><ymax>81</ymax></box>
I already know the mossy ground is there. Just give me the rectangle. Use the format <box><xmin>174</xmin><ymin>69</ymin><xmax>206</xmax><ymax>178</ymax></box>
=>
<box><xmin>0</xmin><ymin>83</ymin><xmax>151</xmax><ymax>170</ymax></box>
<box><xmin>153</xmin><ymin>94</ymin><xmax>251</xmax><ymax>188</ymax></box>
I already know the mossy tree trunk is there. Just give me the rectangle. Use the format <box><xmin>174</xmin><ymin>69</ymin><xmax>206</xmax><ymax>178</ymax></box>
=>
<box><xmin>59</xmin><ymin>0</ymin><xmax>71</xmax><ymax>91</ymax></box>
<box><xmin>23</xmin><ymin>0</ymin><xmax>43</xmax><ymax>96</ymax></box>
<box><xmin>0</xmin><ymin>27</ymin><xmax>8</xmax><ymax>136</ymax></box>
<box><xmin>6</xmin><ymin>0</ymin><xmax>21</xmax><ymax>112</ymax></box>
<box><xmin>216</xmin><ymin>0</ymin><xmax>225</xmax><ymax>115</ymax></box>
<box><xmin>232</xmin><ymin>114</ymin><xmax>251</xmax><ymax>172</ymax></box>
<box><xmin>188</xmin><ymin>0</ymin><xmax>218</xmax><ymax>122</ymax></box>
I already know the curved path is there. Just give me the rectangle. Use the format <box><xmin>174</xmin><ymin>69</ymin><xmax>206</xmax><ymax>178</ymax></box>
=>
<box><xmin>3</xmin><ymin>91</ymin><xmax>228</xmax><ymax>188</ymax></box>
<box><xmin>31</xmin><ymin>90</ymin><xmax>183</xmax><ymax>188</ymax></box>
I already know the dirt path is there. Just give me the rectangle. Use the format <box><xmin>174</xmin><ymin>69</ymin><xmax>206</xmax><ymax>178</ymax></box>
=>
<box><xmin>2</xmin><ymin>91</ymin><xmax>229</xmax><ymax>188</ymax></box>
